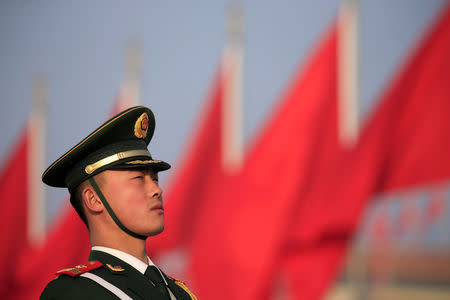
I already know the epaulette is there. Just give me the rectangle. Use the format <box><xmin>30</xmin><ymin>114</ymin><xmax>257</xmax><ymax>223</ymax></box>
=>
<box><xmin>168</xmin><ymin>276</ymin><xmax>197</xmax><ymax>300</ymax></box>
<box><xmin>56</xmin><ymin>260</ymin><xmax>103</xmax><ymax>277</ymax></box>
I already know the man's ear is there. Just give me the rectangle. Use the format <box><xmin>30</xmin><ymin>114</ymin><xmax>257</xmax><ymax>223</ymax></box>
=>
<box><xmin>81</xmin><ymin>185</ymin><xmax>103</xmax><ymax>213</ymax></box>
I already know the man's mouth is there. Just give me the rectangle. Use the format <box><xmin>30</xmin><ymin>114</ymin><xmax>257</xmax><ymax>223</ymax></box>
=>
<box><xmin>150</xmin><ymin>202</ymin><xmax>164</xmax><ymax>212</ymax></box>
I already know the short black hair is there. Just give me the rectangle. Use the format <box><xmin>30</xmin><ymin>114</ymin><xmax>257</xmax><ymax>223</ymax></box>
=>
<box><xmin>69</xmin><ymin>184</ymin><xmax>89</xmax><ymax>228</ymax></box>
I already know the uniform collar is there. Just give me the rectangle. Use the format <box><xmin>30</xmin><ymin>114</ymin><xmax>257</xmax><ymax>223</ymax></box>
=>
<box><xmin>91</xmin><ymin>246</ymin><xmax>168</xmax><ymax>285</ymax></box>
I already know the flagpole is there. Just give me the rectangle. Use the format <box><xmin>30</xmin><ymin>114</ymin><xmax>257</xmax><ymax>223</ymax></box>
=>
<box><xmin>338</xmin><ymin>0</ymin><xmax>360</xmax><ymax>147</ymax></box>
<box><xmin>28</xmin><ymin>74</ymin><xmax>48</xmax><ymax>244</ymax></box>
<box><xmin>123</xmin><ymin>41</ymin><xmax>142</xmax><ymax>108</ymax></box>
<box><xmin>339</xmin><ymin>0</ymin><xmax>362</xmax><ymax>297</ymax></box>
<box><xmin>222</xmin><ymin>2</ymin><xmax>244</xmax><ymax>173</ymax></box>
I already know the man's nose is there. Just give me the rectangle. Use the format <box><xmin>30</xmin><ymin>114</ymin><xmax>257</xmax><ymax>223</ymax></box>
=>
<box><xmin>146</xmin><ymin>177</ymin><xmax>162</xmax><ymax>198</ymax></box>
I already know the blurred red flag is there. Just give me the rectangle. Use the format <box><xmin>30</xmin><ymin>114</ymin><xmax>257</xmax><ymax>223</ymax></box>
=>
<box><xmin>149</xmin><ymin>67</ymin><xmax>225</xmax><ymax>284</ymax></box>
<box><xmin>9</xmin><ymin>206</ymin><xmax>90</xmax><ymax>300</ymax></box>
<box><xmin>297</xmin><ymin>2</ymin><xmax>450</xmax><ymax>242</ymax></box>
<box><xmin>286</xmin><ymin>4</ymin><xmax>450</xmax><ymax>299</ymax></box>
<box><xmin>373</xmin><ymin>4</ymin><xmax>450</xmax><ymax>192</ymax></box>
<box><xmin>186</xmin><ymin>22</ymin><xmax>342</xmax><ymax>299</ymax></box>
<box><xmin>0</xmin><ymin>127</ymin><xmax>29</xmax><ymax>297</ymax></box>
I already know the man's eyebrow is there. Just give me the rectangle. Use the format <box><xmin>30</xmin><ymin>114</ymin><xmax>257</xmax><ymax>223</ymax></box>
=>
<box><xmin>129</xmin><ymin>167</ymin><xmax>158</xmax><ymax>176</ymax></box>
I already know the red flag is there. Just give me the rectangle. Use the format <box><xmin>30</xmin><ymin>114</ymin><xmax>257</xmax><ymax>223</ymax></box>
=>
<box><xmin>373</xmin><ymin>5</ymin><xmax>450</xmax><ymax>192</ymax></box>
<box><xmin>186</xmin><ymin>22</ymin><xmax>341</xmax><ymax>299</ymax></box>
<box><xmin>280</xmin><ymin>238</ymin><xmax>346</xmax><ymax>300</ymax></box>
<box><xmin>286</xmin><ymin>4</ymin><xmax>450</xmax><ymax>299</ymax></box>
<box><xmin>297</xmin><ymin>2</ymin><xmax>450</xmax><ymax>242</ymax></box>
<box><xmin>262</xmin><ymin>25</ymin><xmax>344</xmax><ymax>299</ymax></box>
<box><xmin>148</xmin><ymin>67</ymin><xmax>225</xmax><ymax>284</ymax></box>
<box><xmin>0</xmin><ymin>127</ymin><xmax>29</xmax><ymax>296</ymax></box>
<box><xmin>10</xmin><ymin>206</ymin><xmax>90</xmax><ymax>300</ymax></box>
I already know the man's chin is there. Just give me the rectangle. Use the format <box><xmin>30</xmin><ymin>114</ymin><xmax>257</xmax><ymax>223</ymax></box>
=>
<box><xmin>146</xmin><ymin>224</ymin><xmax>164</xmax><ymax>237</ymax></box>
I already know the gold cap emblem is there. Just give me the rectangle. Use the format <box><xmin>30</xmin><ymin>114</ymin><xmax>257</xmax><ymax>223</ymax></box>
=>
<box><xmin>134</xmin><ymin>113</ymin><xmax>149</xmax><ymax>139</ymax></box>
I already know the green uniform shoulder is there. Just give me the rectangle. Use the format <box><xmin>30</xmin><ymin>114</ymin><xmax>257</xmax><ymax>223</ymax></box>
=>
<box><xmin>40</xmin><ymin>273</ymin><xmax>117</xmax><ymax>300</ymax></box>
<box><xmin>39</xmin><ymin>261</ymin><xmax>118</xmax><ymax>300</ymax></box>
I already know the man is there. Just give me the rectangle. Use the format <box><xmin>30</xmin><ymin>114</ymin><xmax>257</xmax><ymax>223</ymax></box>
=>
<box><xmin>40</xmin><ymin>106</ymin><xmax>196</xmax><ymax>299</ymax></box>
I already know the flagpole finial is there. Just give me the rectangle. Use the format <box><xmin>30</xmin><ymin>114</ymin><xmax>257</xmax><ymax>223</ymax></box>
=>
<box><xmin>225</xmin><ymin>2</ymin><xmax>245</xmax><ymax>44</ymax></box>
<box><xmin>122</xmin><ymin>41</ymin><xmax>142</xmax><ymax>107</ymax></box>
<box><xmin>125</xmin><ymin>40</ymin><xmax>142</xmax><ymax>81</ymax></box>
<box><xmin>32</xmin><ymin>73</ymin><xmax>48</xmax><ymax>113</ymax></box>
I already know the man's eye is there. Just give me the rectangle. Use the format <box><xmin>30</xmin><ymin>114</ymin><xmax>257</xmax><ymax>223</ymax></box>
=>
<box><xmin>134</xmin><ymin>176</ymin><xmax>144</xmax><ymax>180</ymax></box>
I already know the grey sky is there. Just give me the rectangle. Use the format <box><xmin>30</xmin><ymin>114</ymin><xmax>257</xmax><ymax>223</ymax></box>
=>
<box><xmin>0</xmin><ymin>0</ymin><xmax>447</xmax><ymax>224</ymax></box>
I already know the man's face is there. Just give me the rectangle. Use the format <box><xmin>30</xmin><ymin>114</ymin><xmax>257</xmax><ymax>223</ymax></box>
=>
<box><xmin>98</xmin><ymin>167</ymin><xmax>164</xmax><ymax>237</ymax></box>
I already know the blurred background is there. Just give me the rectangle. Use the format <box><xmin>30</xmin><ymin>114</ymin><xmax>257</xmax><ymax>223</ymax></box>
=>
<box><xmin>1</xmin><ymin>0</ymin><xmax>449</xmax><ymax>299</ymax></box>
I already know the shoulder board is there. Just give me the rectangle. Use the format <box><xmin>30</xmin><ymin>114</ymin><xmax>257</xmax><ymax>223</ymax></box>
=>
<box><xmin>167</xmin><ymin>275</ymin><xmax>185</xmax><ymax>284</ymax></box>
<box><xmin>56</xmin><ymin>260</ymin><xmax>103</xmax><ymax>277</ymax></box>
<box><xmin>168</xmin><ymin>276</ymin><xmax>197</xmax><ymax>300</ymax></box>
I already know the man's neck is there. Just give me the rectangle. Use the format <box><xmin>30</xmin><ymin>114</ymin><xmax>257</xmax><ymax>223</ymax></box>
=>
<box><xmin>90</xmin><ymin>232</ymin><xmax>148</xmax><ymax>264</ymax></box>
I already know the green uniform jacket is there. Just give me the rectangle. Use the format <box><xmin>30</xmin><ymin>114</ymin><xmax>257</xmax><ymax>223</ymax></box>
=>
<box><xmin>40</xmin><ymin>250</ymin><xmax>196</xmax><ymax>300</ymax></box>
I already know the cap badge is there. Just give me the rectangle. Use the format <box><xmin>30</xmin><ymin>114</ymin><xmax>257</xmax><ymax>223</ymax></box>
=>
<box><xmin>134</xmin><ymin>112</ymin><xmax>149</xmax><ymax>139</ymax></box>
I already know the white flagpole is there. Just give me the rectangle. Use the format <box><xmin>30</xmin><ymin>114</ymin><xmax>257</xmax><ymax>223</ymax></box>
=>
<box><xmin>338</xmin><ymin>0</ymin><xmax>360</xmax><ymax>147</ymax></box>
<box><xmin>28</xmin><ymin>74</ymin><xmax>48</xmax><ymax>244</ymax></box>
<box><xmin>338</xmin><ymin>0</ymin><xmax>363</xmax><ymax>297</ymax></box>
<box><xmin>121</xmin><ymin>41</ymin><xmax>142</xmax><ymax>109</ymax></box>
<box><xmin>222</xmin><ymin>3</ymin><xmax>244</xmax><ymax>173</ymax></box>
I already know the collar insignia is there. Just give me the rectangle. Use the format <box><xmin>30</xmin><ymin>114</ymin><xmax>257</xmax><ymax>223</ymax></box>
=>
<box><xmin>106</xmin><ymin>263</ymin><xmax>125</xmax><ymax>272</ymax></box>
